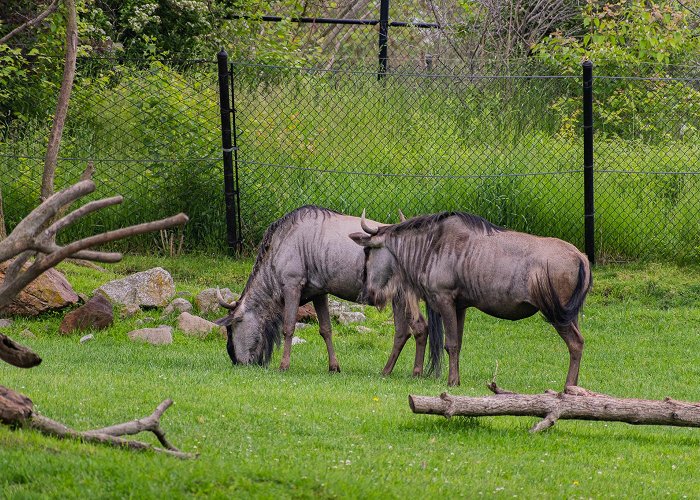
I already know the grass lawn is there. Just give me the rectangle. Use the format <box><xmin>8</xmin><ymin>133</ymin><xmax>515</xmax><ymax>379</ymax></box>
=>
<box><xmin>1</xmin><ymin>255</ymin><xmax>700</xmax><ymax>498</ymax></box>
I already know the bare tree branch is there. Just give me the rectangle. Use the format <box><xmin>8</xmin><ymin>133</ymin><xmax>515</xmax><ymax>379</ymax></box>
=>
<box><xmin>0</xmin><ymin>0</ymin><xmax>61</xmax><ymax>45</ymax></box>
<box><xmin>41</xmin><ymin>0</ymin><xmax>78</xmax><ymax>202</ymax></box>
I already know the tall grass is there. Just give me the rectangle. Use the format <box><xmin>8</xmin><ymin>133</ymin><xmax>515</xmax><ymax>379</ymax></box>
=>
<box><xmin>1</xmin><ymin>61</ymin><xmax>698</xmax><ymax>260</ymax></box>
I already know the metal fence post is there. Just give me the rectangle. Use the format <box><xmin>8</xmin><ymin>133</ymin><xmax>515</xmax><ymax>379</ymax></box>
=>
<box><xmin>582</xmin><ymin>60</ymin><xmax>595</xmax><ymax>265</ymax></box>
<box><xmin>217</xmin><ymin>49</ymin><xmax>239</xmax><ymax>255</ymax></box>
<box><xmin>378</xmin><ymin>0</ymin><xmax>389</xmax><ymax>79</ymax></box>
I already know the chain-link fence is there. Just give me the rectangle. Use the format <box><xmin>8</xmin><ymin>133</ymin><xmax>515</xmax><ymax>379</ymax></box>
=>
<box><xmin>229</xmin><ymin>61</ymin><xmax>700</xmax><ymax>263</ymax></box>
<box><xmin>1</xmin><ymin>48</ymin><xmax>698</xmax><ymax>261</ymax></box>
<box><xmin>1</xmin><ymin>56</ymin><xmax>226</xmax><ymax>253</ymax></box>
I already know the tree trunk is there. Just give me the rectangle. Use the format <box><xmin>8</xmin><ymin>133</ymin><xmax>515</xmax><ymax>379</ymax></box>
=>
<box><xmin>0</xmin><ymin>187</ymin><xmax>6</xmax><ymax>241</ymax></box>
<box><xmin>409</xmin><ymin>385</ymin><xmax>700</xmax><ymax>433</ymax></box>
<box><xmin>41</xmin><ymin>0</ymin><xmax>78</xmax><ymax>202</ymax></box>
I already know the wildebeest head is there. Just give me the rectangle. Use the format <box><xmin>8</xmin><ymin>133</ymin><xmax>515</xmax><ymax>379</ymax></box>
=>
<box><xmin>349</xmin><ymin>210</ymin><xmax>397</xmax><ymax>309</ymax></box>
<box><xmin>216</xmin><ymin>291</ymin><xmax>280</xmax><ymax>366</ymax></box>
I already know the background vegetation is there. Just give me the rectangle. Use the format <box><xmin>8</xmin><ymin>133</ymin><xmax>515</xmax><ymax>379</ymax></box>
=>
<box><xmin>1</xmin><ymin>0</ymin><xmax>699</xmax><ymax>261</ymax></box>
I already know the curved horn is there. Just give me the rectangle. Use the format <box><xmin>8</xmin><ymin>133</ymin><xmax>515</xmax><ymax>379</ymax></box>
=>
<box><xmin>217</xmin><ymin>288</ymin><xmax>237</xmax><ymax>310</ymax></box>
<box><xmin>398</xmin><ymin>209</ymin><xmax>407</xmax><ymax>222</ymax></box>
<box><xmin>360</xmin><ymin>208</ymin><xmax>379</xmax><ymax>235</ymax></box>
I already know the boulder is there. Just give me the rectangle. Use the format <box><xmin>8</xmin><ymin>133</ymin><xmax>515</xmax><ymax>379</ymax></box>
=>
<box><xmin>128</xmin><ymin>326</ymin><xmax>173</xmax><ymax>345</ymax></box>
<box><xmin>328</xmin><ymin>299</ymin><xmax>352</xmax><ymax>320</ymax></box>
<box><xmin>80</xmin><ymin>334</ymin><xmax>94</xmax><ymax>344</ymax></box>
<box><xmin>96</xmin><ymin>267</ymin><xmax>174</xmax><ymax>308</ymax></box>
<box><xmin>59</xmin><ymin>294</ymin><xmax>113</xmax><ymax>335</ymax></box>
<box><xmin>0</xmin><ymin>261</ymin><xmax>79</xmax><ymax>317</ymax></box>
<box><xmin>164</xmin><ymin>298</ymin><xmax>193</xmax><ymax>315</ymax></box>
<box><xmin>177</xmin><ymin>312</ymin><xmax>225</xmax><ymax>338</ymax></box>
<box><xmin>338</xmin><ymin>311</ymin><xmax>366</xmax><ymax>325</ymax></box>
<box><xmin>120</xmin><ymin>304</ymin><xmax>141</xmax><ymax>318</ymax></box>
<box><xmin>195</xmin><ymin>288</ymin><xmax>238</xmax><ymax>314</ymax></box>
<box><xmin>20</xmin><ymin>329</ymin><xmax>36</xmax><ymax>339</ymax></box>
<box><xmin>295</xmin><ymin>322</ymin><xmax>312</xmax><ymax>331</ymax></box>
<box><xmin>296</xmin><ymin>303</ymin><xmax>317</xmax><ymax>323</ymax></box>
<box><xmin>0</xmin><ymin>319</ymin><xmax>12</xmax><ymax>328</ymax></box>
<box><xmin>292</xmin><ymin>336</ymin><xmax>306</xmax><ymax>345</ymax></box>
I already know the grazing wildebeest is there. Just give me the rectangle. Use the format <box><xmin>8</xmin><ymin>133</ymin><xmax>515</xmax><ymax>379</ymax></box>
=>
<box><xmin>350</xmin><ymin>211</ymin><xmax>592</xmax><ymax>388</ymax></box>
<box><xmin>215</xmin><ymin>205</ymin><xmax>442</xmax><ymax>375</ymax></box>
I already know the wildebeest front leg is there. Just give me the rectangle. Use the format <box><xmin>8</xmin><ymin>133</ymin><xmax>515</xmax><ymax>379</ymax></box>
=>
<box><xmin>313</xmin><ymin>295</ymin><xmax>340</xmax><ymax>373</ymax></box>
<box><xmin>436</xmin><ymin>299</ymin><xmax>462</xmax><ymax>387</ymax></box>
<box><xmin>279</xmin><ymin>286</ymin><xmax>302</xmax><ymax>371</ymax></box>
<box><xmin>554</xmin><ymin>319</ymin><xmax>585</xmax><ymax>388</ymax></box>
<box><xmin>381</xmin><ymin>296</ymin><xmax>412</xmax><ymax>376</ymax></box>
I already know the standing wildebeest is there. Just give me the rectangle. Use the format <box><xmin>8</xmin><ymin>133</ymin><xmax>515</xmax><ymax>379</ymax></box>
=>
<box><xmin>216</xmin><ymin>206</ymin><xmax>441</xmax><ymax>375</ymax></box>
<box><xmin>350</xmin><ymin>211</ymin><xmax>592</xmax><ymax>388</ymax></box>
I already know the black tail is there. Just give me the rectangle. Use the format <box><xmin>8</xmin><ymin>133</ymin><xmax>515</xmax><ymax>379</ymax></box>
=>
<box><xmin>425</xmin><ymin>305</ymin><xmax>444</xmax><ymax>376</ymax></box>
<box><xmin>536</xmin><ymin>259</ymin><xmax>592</xmax><ymax>327</ymax></box>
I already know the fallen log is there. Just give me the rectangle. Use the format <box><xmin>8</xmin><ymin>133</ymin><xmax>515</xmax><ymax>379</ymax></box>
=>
<box><xmin>409</xmin><ymin>384</ymin><xmax>700</xmax><ymax>433</ymax></box>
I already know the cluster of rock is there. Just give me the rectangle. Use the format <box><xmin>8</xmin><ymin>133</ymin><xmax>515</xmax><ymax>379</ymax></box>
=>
<box><xmin>0</xmin><ymin>266</ymin><xmax>372</xmax><ymax>346</ymax></box>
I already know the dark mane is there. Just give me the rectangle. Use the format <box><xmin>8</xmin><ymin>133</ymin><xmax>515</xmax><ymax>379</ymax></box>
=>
<box><xmin>242</xmin><ymin>205</ymin><xmax>339</xmax><ymax>296</ymax></box>
<box><xmin>385</xmin><ymin>211</ymin><xmax>504</xmax><ymax>235</ymax></box>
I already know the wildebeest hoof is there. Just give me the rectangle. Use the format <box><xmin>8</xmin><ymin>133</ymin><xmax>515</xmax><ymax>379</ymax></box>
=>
<box><xmin>329</xmin><ymin>365</ymin><xmax>341</xmax><ymax>373</ymax></box>
<box><xmin>279</xmin><ymin>363</ymin><xmax>290</xmax><ymax>371</ymax></box>
<box><xmin>412</xmin><ymin>370</ymin><xmax>423</xmax><ymax>377</ymax></box>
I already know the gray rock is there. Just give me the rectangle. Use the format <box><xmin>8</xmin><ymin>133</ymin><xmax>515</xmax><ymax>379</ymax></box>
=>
<box><xmin>128</xmin><ymin>326</ymin><xmax>173</xmax><ymax>345</ymax></box>
<box><xmin>120</xmin><ymin>304</ymin><xmax>141</xmax><ymax>318</ymax></box>
<box><xmin>0</xmin><ymin>319</ymin><xmax>12</xmax><ymax>328</ymax></box>
<box><xmin>295</xmin><ymin>322</ymin><xmax>312</xmax><ymax>330</ymax></box>
<box><xmin>96</xmin><ymin>267</ymin><xmax>175</xmax><ymax>308</ymax></box>
<box><xmin>328</xmin><ymin>299</ymin><xmax>353</xmax><ymax>320</ymax></box>
<box><xmin>177</xmin><ymin>312</ymin><xmax>225</xmax><ymax>338</ymax></box>
<box><xmin>355</xmin><ymin>325</ymin><xmax>373</xmax><ymax>333</ymax></box>
<box><xmin>135</xmin><ymin>316</ymin><xmax>155</xmax><ymax>326</ymax></box>
<box><xmin>20</xmin><ymin>329</ymin><xmax>36</xmax><ymax>339</ymax></box>
<box><xmin>164</xmin><ymin>298</ymin><xmax>193</xmax><ymax>315</ymax></box>
<box><xmin>338</xmin><ymin>311</ymin><xmax>366</xmax><ymax>325</ymax></box>
<box><xmin>292</xmin><ymin>336</ymin><xmax>306</xmax><ymax>345</ymax></box>
<box><xmin>80</xmin><ymin>334</ymin><xmax>94</xmax><ymax>344</ymax></box>
<box><xmin>195</xmin><ymin>288</ymin><xmax>239</xmax><ymax>314</ymax></box>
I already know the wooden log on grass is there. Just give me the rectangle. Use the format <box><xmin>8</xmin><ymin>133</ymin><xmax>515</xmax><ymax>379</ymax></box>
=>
<box><xmin>409</xmin><ymin>384</ymin><xmax>700</xmax><ymax>433</ymax></box>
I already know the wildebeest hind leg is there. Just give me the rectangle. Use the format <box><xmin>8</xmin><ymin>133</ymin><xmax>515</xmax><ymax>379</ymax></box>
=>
<box><xmin>437</xmin><ymin>301</ymin><xmax>461</xmax><ymax>387</ymax></box>
<box><xmin>381</xmin><ymin>296</ymin><xmax>411</xmax><ymax>376</ymax></box>
<box><xmin>313</xmin><ymin>295</ymin><xmax>340</xmax><ymax>372</ymax></box>
<box><xmin>279</xmin><ymin>286</ymin><xmax>302</xmax><ymax>371</ymax></box>
<box><xmin>555</xmin><ymin>319</ymin><xmax>584</xmax><ymax>388</ymax></box>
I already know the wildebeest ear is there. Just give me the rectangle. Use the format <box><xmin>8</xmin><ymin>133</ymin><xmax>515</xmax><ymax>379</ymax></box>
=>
<box><xmin>349</xmin><ymin>232</ymin><xmax>383</xmax><ymax>247</ymax></box>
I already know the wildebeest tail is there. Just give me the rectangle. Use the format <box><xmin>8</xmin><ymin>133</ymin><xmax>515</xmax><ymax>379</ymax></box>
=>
<box><xmin>426</xmin><ymin>305</ymin><xmax>444</xmax><ymax>376</ymax></box>
<box><xmin>535</xmin><ymin>259</ymin><xmax>592</xmax><ymax>327</ymax></box>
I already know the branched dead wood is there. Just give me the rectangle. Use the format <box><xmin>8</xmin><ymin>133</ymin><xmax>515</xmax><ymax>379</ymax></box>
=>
<box><xmin>409</xmin><ymin>384</ymin><xmax>700</xmax><ymax>433</ymax></box>
<box><xmin>0</xmin><ymin>178</ymin><xmax>188</xmax><ymax>310</ymax></box>
<box><xmin>2</xmin><ymin>390</ymin><xmax>196</xmax><ymax>459</ymax></box>
<box><xmin>0</xmin><ymin>0</ymin><xmax>61</xmax><ymax>45</ymax></box>
<box><xmin>0</xmin><ymin>332</ymin><xmax>42</xmax><ymax>368</ymax></box>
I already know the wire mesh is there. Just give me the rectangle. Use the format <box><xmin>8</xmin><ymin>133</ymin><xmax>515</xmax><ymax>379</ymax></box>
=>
<box><xmin>0</xmin><ymin>56</ymin><xmax>225</xmax><ymax>253</ymax></box>
<box><xmin>232</xmin><ymin>62</ymin><xmax>584</xmax><ymax>251</ymax></box>
<box><xmin>593</xmin><ymin>73</ymin><xmax>700</xmax><ymax>262</ymax></box>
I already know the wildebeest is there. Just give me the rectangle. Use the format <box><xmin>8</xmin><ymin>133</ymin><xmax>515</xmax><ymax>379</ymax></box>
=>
<box><xmin>216</xmin><ymin>205</ymin><xmax>441</xmax><ymax>375</ymax></box>
<box><xmin>350</xmin><ymin>211</ymin><xmax>592</xmax><ymax>388</ymax></box>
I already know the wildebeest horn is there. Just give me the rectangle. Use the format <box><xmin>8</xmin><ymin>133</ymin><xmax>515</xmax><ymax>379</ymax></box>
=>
<box><xmin>360</xmin><ymin>209</ymin><xmax>379</xmax><ymax>235</ymax></box>
<box><xmin>217</xmin><ymin>288</ymin><xmax>237</xmax><ymax>310</ymax></box>
<box><xmin>398</xmin><ymin>209</ymin><xmax>407</xmax><ymax>222</ymax></box>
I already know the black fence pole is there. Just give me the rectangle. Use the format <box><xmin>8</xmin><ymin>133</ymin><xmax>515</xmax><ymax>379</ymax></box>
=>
<box><xmin>217</xmin><ymin>49</ymin><xmax>239</xmax><ymax>255</ymax></box>
<box><xmin>582</xmin><ymin>60</ymin><xmax>595</xmax><ymax>265</ymax></box>
<box><xmin>378</xmin><ymin>0</ymin><xmax>389</xmax><ymax>79</ymax></box>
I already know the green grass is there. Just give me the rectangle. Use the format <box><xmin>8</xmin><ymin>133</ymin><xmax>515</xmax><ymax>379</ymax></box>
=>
<box><xmin>2</xmin><ymin>255</ymin><xmax>700</xmax><ymax>497</ymax></box>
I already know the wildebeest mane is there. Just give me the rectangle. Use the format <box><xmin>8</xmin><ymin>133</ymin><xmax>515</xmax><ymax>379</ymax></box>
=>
<box><xmin>242</xmin><ymin>205</ymin><xmax>339</xmax><ymax>296</ymax></box>
<box><xmin>386</xmin><ymin>211</ymin><xmax>504</xmax><ymax>235</ymax></box>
